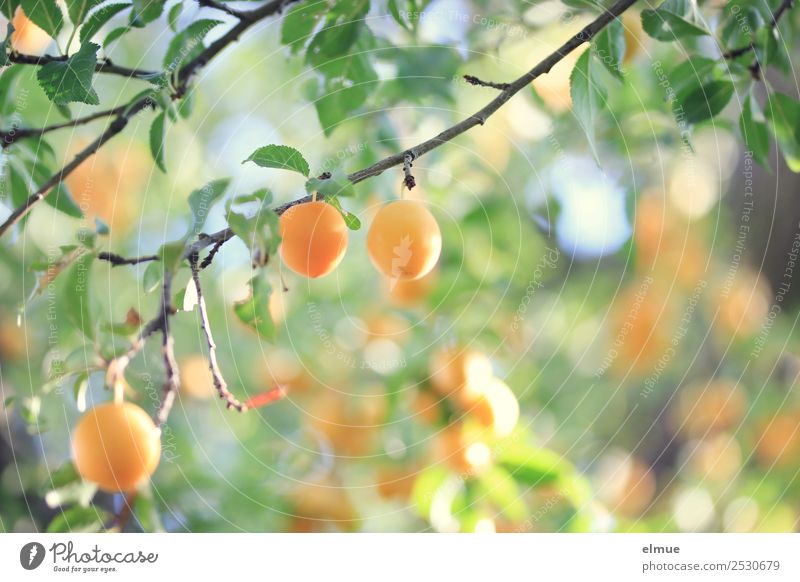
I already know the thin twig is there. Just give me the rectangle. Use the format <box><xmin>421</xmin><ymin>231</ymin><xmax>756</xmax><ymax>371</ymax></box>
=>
<box><xmin>1</xmin><ymin>105</ymin><xmax>127</xmax><ymax>148</ymax></box>
<box><xmin>189</xmin><ymin>254</ymin><xmax>247</xmax><ymax>412</ymax></box>
<box><xmin>463</xmin><ymin>74</ymin><xmax>510</xmax><ymax>90</ymax></box>
<box><xmin>7</xmin><ymin>52</ymin><xmax>158</xmax><ymax>79</ymax></box>
<box><xmin>98</xmin><ymin>251</ymin><xmax>159</xmax><ymax>267</ymax></box>
<box><xmin>108</xmin><ymin>492</ymin><xmax>138</xmax><ymax>533</ymax></box>
<box><xmin>199</xmin><ymin>238</ymin><xmax>225</xmax><ymax>269</ymax></box>
<box><xmin>154</xmin><ymin>271</ymin><xmax>179</xmax><ymax>426</ymax></box>
<box><xmin>722</xmin><ymin>0</ymin><xmax>794</xmax><ymax>62</ymax></box>
<box><xmin>402</xmin><ymin>152</ymin><xmax>416</xmax><ymax>190</ymax></box>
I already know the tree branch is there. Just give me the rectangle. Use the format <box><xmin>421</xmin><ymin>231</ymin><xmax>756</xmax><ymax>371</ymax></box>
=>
<box><xmin>7</xmin><ymin>52</ymin><xmax>158</xmax><ymax>79</ymax></box>
<box><xmin>197</xmin><ymin>0</ymin><xmax>247</xmax><ymax>19</ymax></box>
<box><xmin>722</xmin><ymin>0</ymin><xmax>795</xmax><ymax>63</ymax></box>
<box><xmin>463</xmin><ymin>74</ymin><xmax>510</xmax><ymax>90</ymax></box>
<box><xmin>1</xmin><ymin>106</ymin><xmax>128</xmax><ymax>148</ymax></box>
<box><xmin>189</xmin><ymin>254</ymin><xmax>247</xmax><ymax>412</ymax></box>
<box><xmin>0</xmin><ymin>0</ymin><xmax>300</xmax><ymax>238</ymax></box>
<box><xmin>97</xmin><ymin>251</ymin><xmax>159</xmax><ymax>267</ymax></box>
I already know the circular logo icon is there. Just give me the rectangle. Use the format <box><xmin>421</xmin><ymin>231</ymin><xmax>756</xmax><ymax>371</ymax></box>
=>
<box><xmin>20</xmin><ymin>542</ymin><xmax>46</xmax><ymax>570</ymax></box>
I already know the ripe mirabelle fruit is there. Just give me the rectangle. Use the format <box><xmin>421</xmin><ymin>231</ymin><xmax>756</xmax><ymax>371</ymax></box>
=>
<box><xmin>72</xmin><ymin>401</ymin><xmax>161</xmax><ymax>492</ymax></box>
<box><xmin>367</xmin><ymin>200</ymin><xmax>441</xmax><ymax>281</ymax></box>
<box><xmin>179</xmin><ymin>356</ymin><xmax>215</xmax><ymax>400</ymax></box>
<box><xmin>755</xmin><ymin>412</ymin><xmax>800</xmax><ymax>468</ymax></box>
<box><xmin>463</xmin><ymin>378</ymin><xmax>520</xmax><ymax>439</ymax></box>
<box><xmin>11</xmin><ymin>8</ymin><xmax>51</xmax><ymax>55</ymax></box>
<box><xmin>375</xmin><ymin>464</ymin><xmax>418</xmax><ymax>500</ymax></box>
<box><xmin>290</xmin><ymin>477</ymin><xmax>359</xmax><ymax>532</ymax></box>
<box><xmin>279</xmin><ymin>201</ymin><xmax>348</xmax><ymax>278</ymax></box>
<box><xmin>429</xmin><ymin>346</ymin><xmax>493</xmax><ymax>399</ymax></box>
<box><xmin>673</xmin><ymin>380</ymin><xmax>746</xmax><ymax>438</ymax></box>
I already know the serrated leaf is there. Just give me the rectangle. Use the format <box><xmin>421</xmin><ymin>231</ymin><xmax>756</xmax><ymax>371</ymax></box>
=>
<box><xmin>677</xmin><ymin>79</ymin><xmax>734</xmax><ymax>124</ymax></box>
<box><xmin>47</xmin><ymin>506</ymin><xmax>109</xmax><ymax>532</ymax></box>
<box><xmin>641</xmin><ymin>0</ymin><xmax>709</xmax><ymax>41</ymax></box>
<box><xmin>24</xmin><ymin>157</ymin><xmax>83</xmax><ymax>218</ymax></box>
<box><xmin>569</xmin><ymin>50</ymin><xmax>607</xmax><ymax>163</ymax></box>
<box><xmin>740</xmin><ymin>91</ymin><xmax>770</xmax><ymax>168</ymax></box>
<box><xmin>20</xmin><ymin>0</ymin><xmax>63</xmax><ymax>38</ymax></box>
<box><xmin>36</xmin><ymin>42</ymin><xmax>99</xmax><ymax>105</ymax></box>
<box><xmin>0</xmin><ymin>1</ymin><xmax>19</xmax><ymax>20</ymax></box>
<box><xmin>305</xmin><ymin>167</ymin><xmax>355</xmax><ymax>198</ymax></box>
<box><xmin>592</xmin><ymin>17</ymin><xmax>625</xmax><ymax>81</ymax></box>
<box><xmin>163</xmin><ymin>18</ymin><xmax>222</xmax><ymax>74</ymax></box>
<box><xmin>243</xmin><ymin>144</ymin><xmax>310</xmax><ymax>176</ymax></box>
<box><xmin>765</xmin><ymin>92</ymin><xmax>800</xmax><ymax>173</ymax></box>
<box><xmin>233</xmin><ymin>275</ymin><xmax>275</xmax><ymax>341</ymax></box>
<box><xmin>149</xmin><ymin>110</ymin><xmax>167</xmax><ymax>172</ymax></box>
<box><xmin>65</xmin><ymin>0</ymin><xmax>102</xmax><ymax>27</ymax></box>
<box><xmin>187</xmin><ymin>177</ymin><xmax>229</xmax><ymax>235</ymax></box>
<box><xmin>79</xmin><ymin>2</ymin><xmax>130</xmax><ymax>43</ymax></box>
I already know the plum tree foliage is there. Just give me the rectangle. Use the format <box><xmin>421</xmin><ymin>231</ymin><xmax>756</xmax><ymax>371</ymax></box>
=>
<box><xmin>0</xmin><ymin>0</ymin><xmax>799</xmax><ymax>533</ymax></box>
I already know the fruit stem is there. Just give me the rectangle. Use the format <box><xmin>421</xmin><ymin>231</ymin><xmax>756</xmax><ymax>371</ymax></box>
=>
<box><xmin>113</xmin><ymin>381</ymin><xmax>125</xmax><ymax>405</ymax></box>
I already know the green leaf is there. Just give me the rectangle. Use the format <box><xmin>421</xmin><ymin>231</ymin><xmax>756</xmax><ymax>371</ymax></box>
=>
<box><xmin>281</xmin><ymin>0</ymin><xmax>327</xmax><ymax>53</ymax></box>
<box><xmin>158</xmin><ymin>239</ymin><xmax>186</xmax><ymax>273</ymax></box>
<box><xmin>233</xmin><ymin>275</ymin><xmax>275</xmax><ymax>341</ymax></box>
<box><xmin>569</xmin><ymin>50</ymin><xmax>607</xmax><ymax>163</ymax></box>
<box><xmin>226</xmin><ymin>198</ymin><xmax>280</xmax><ymax>267</ymax></box>
<box><xmin>187</xmin><ymin>178</ymin><xmax>229</xmax><ymax>235</ymax></box>
<box><xmin>592</xmin><ymin>17</ymin><xmax>625</xmax><ymax>81</ymax></box>
<box><xmin>740</xmin><ymin>91</ymin><xmax>770</xmax><ymax>168</ymax></box>
<box><xmin>149</xmin><ymin>110</ymin><xmax>167</xmax><ymax>172</ymax></box>
<box><xmin>42</xmin><ymin>461</ymin><xmax>96</xmax><ymax>508</ymax></box>
<box><xmin>129</xmin><ymin>0</ymin><xmax>163</xmax><ymax>27</ymax></box>
<box><xmin>61</xmin><ymin>250</ymin><xmax>95</xmax><ymax>339</ymax></box>
<box><xmin>306</xmin><ymin>0</ymin><xmax>369</xmax><ymax>65</ymax></box>
<box><xmin>142</xmin><ymin>260</ymin><xmax>162</xmax><ymax>292</ymax></box>
<box><xmin>0</xmin><ymin>1</ymin><xmax>20</xmax><ymax>20</ymax></box>
<box><xmin>24</xmin><ymin>158</ymin><xmax>82</xmax><ymax>218</ymax></box>
<box><xmin>36</xmin><ymin>42</ymin><xmax>100</xmax><ymax>105</ymax></box>
<box><xmin>167</xmin><ymin>1</ymin><xmax>182</xmax><ymax>31</ymax></box>
<box><xmin>163</xmin><ymin>19</ymin><xmax>222</xmax><ymax>74</ymax></box>
<box><xmin>65</xmin><ymin>0</ymin><xmax>102</xmax><ymax>27</ymax></box>
<box><xmin>641</xmin><ymin>0</ymin><xmax>709</xmax><ymax>41</ymax></box>
<box><xmin>134</xmin><ymin>484</ymin><xmax>164</xmax><ymax>532</ymax></box>
<box><xmin>677</xmin><ymin>79</ymin><xmax>734</xmax><ymax>125</ymax></box>
<box><xmin>103</xmin><ymin>25</ymin><xmax>129</xmax><ymax>46</ymax></box>
<box><xmin>47</xmin><ymin>506</ymin><xmax>109</xmax><ymax>533</ymax></box>
<box><xmin>327</xmin><ymin>196</ymin><xmax>361</xmax><ymax>230</ymax></box>
<box><xmin>20</xmin><ymin>0</ymin><xmax>63</xmax><ymax>38</ymax></box>
<box><xmin>765</xmin><ymin>92</ymin><xmax>800</xmax><ymax>172</ymax></box>
<box><xmin>498</xmin><ymin>444</ymin><xmax>566</xmax><ymax>487</ymax></box>
<box><xmin>305</xmin><ymin>167</ymin><xmax>355</xmax><ymax>198</ymax></box>
<box><xmin>312</xmin><ymin>46</ymin><xmax>377</xmax><ymax>135</ymax></box>
<box><xmin>243</xmin><ymin>144</ymin><xmax>310</xmax><ymax>177</ymax></box>
<box><xmin>667</xmin><ymin>56</ymin><xmax>716</xmax><ymax>98</ymax></box>
<box><xmin>387</xmin><ymin>0</ymin><xmax>411</xmax><ymax>31</ymax></box>
<box><xmin>0</xmin><ymin>22</ymin><xmax>12</xmax><ymax>67</ymax></box>
<box><xmin>79</xmin><ymin>2</ymin><xmax>130</xmax><ymax>43</ymax></box>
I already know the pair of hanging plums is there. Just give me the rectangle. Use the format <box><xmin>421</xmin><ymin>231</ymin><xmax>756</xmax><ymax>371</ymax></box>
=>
<box><xmin>278</xmin><ymin>198</ymin><xmax>441</xmax><ymax>281</ymax></box>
